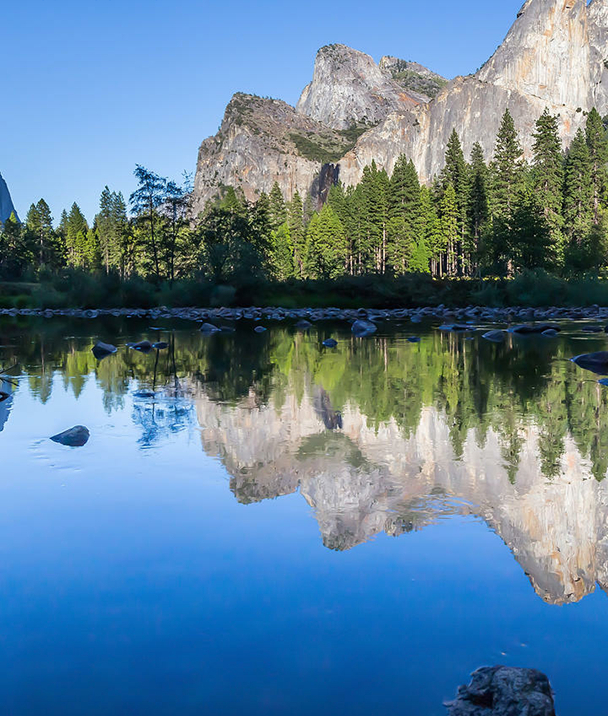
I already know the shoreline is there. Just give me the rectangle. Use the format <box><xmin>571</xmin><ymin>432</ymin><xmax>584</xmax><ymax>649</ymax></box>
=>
<box><xmin>2</xmin><ymin>305</ymin><xmax>608</xmax><ymax>323</ymax></box>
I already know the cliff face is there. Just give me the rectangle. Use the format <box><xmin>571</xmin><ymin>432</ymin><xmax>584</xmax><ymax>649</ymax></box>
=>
<box><xmin>193</xmin><ymin>0</ymin><xmax>608</xmax><ymax>206</ymax></box>
<box><xmin>195</xmin><ymin>385</ymin><xmax>608</xmax><ymax>606</ymax></box>
<box><xmin>296</xmin><ymin>44</ymin><xmax>421</xmax><ymax>129</ymax></box>
<box><xmin>0</xmin><ymin>173</ymin><xmax>18</xmax><ymax>224</ymax></box>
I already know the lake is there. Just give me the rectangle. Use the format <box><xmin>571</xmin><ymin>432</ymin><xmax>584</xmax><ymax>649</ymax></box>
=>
<box><xmin>1</xmin><ymin>316</ymin><xmax>608</xmax><ymax>715</ymax></box>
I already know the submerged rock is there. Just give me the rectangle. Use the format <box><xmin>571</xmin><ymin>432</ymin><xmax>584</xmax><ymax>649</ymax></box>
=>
<box><xmin>153</xmin><ymin>342</ymin><xmax>168</xmax><ymax>350</ymax></box>
<box><xmin>200</xmin><ymin>323</ymin><xmax>220</xmax><ymax>334</ymax></box>
<box><xmin>322</xmin><ymin>338</ymin><xmax>338</xmax><ymax>348</ymax></box>
<box><xmin>254</xmin><ymin>325</ymin><xmax>267</xmax><ymax>333</ymax></box>
<box><xmin>445</xmin><ymin>666</ymin><xmax>555</xmax><ymax>716</ymax></box>
<box><xmin>50</xmin><ymin>425</ymin><xmax>90</xmax><ymax>447</ymax></box>
<box><xmin>131</xmin><ymin>340</ymin><xmax>154</xmax><ymax>353</ymax></box>
<box><xmin>92</xmin><ymin>341</ymin><xmax>117</xmax><ymax>360</ymax></box>
<box><xmin>582</xmin><ymin>325</ymin><xmax>603</xmax><ymax>333</ymax></box>
<box><xmin>407</xmin><ymin>336</ymin><xmax>421</xmax><ymax>343</ymax></box>
<box><xmin>571</xmin><ymin>351</ymin><xmax>608</xmax><ymax>375</ymax></box>
<box><xmin>134</xmin><ymin>390</ymin><xmax>156</xmax><ymax>398</ymax></box>
<box><xmin>351</xmin><ymin>319</ymin><xmax>377</xmax><ymax>337</ymax></box>
<box><xmin>295</xmin><ymin>319</ymin><xmax>313</xmax><ymax>330</ymax></box>
<box><xmin>542</xmin><ymin>329</ymin><xmax>559</xmax><ymax>338</ymax></box>
<box><xmin>482</xmin><ymin>330</ymin><xmax>505</xmax><ymax>343</ymax></box>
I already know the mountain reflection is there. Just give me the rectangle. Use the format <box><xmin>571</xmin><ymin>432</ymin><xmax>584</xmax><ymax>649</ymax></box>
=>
<box><xmin>2</xmin><ymin>316</ymin><xmax>608</xmax><ymax>604</ymax></box>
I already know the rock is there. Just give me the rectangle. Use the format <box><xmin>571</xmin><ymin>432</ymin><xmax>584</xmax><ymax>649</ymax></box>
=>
<box><xmin>131</xmin><ymin>340</ymin><xmax>154</xmax><ymax>353</ymax></box>
<box><xmin>153</xmin><ymin>342</ymin><xmax>168</xmax><ymax>350</ymax></box>
<box><xmin>0</xmin><ymin>172</ymin><xmax>18</xmax><ymax>223</ymax></box>
<box><xmin>571</xmin><ymin>351</ymin><xmax>608</xmax><ymax>375</ymax></box>
<box><xmin>445</xmin><ymin>666</ymin><xmax>555</xmax><ymax>716</ymax></box>
<box><xmin>439</xmin><ymin>324</ymin><xmax>470</xmax><ymax>332</ymax></box>
<box><xmin>134</xmin><ymin>391</ymin><xmax>156</xmax><ymax>398</ymax></box>
<box><xmin>200</xmin><ymin>323</ymin><xmax>220</xmax><ymax>334</ymax></box>
<box><xmin>295</xmin><ymin>319</ymin><xmax>313</xmax><ymax>330</ymax></box>
<box><xmin>410</xmin><ymin>315</ymin><xmax>423</xmax><ymax>324</ymax></box>
<box><xmin>322</xmin><ymin>338</ymin><xmax>338</xmax><ymax>348</ymax></box>
<box><xmin>598</xmin><ymin>379</ymin><xmax>608</xmax><ymax>387</ymax></box>
<box><xmin>0</xmin><ymin>391</ymin><xmax>9</xmax><ymax>403</ymax></box>
<box><xmin>582</xmin><ymin>325</ymin><xmax>603</xmax><ymax>333</ymax></box>
<box><xmin>509</xmin><ymin>324</ymin><xmax>561</xmax><ymax>335</ymax></box>
<box><xmin>407</xmin><ymin>336</ymin><xmax>421</xmax><ymax>343</ymax></box>
<box><xmin>254</xmin><ymin>325</ymin><xmax>267</xmax><ymax>333</ymax></box>
<box><xmin>482</xmin><ymin>330</ymin><xmax>505</xmax><ymax>343</ymax></box>
<box><xmin>542</xmin><ymin>329</ymin><xmax>559</xmax><ymax>337</ymax></box>
<box><xmin>351</xmin><ymin>319</ymin><xmax>377</xmax><ymax>337</ymax></box>
<box><xmin>92</xmin><ymin>341</ymin><xmax>117</xmax><ymax>360</ymax></box>
<box><xmin>50</xmin><ymin>425</ymin><xmax>90</xmax><ymax>447</ymax></box>
<box><xmin>220</xmin><ymin>325</ymin><xmax>236</xmax><ymax>333</ymax></box>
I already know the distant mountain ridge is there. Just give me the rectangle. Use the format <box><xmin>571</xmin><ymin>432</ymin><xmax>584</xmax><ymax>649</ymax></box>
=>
<box><xmin>193</xmin><ymin>0</ymin><xmax>608</xmax><ymax>213</ymax></box>
<box><xmin>0</xmin><ymin>173</ymin><xmax>18</xmax><ymax>224</ymax></box>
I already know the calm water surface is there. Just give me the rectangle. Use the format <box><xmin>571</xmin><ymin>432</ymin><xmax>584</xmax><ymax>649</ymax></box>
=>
<box><xmin>1</xmin><ymin>316</ymin><xmax>608</xmax><ymax>715</ymax></box>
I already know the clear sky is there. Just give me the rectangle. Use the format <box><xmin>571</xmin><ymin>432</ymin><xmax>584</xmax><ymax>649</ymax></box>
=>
<box><xmin>3</xmin><ymin>0</ymin><xmax>523</xmax><ymax>222</ymax></box>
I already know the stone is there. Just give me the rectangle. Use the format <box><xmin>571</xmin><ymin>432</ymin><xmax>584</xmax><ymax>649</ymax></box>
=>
<box><xmin>296</xmin><ymin>319</ymin><xmax>313</xmax><ymax>330</ymax></box>
<box><xmin>571</xmin><ymin>351</ymin><xmax>608</xmax><ymax>375</ymax></box>
<box><xmin>407</xmin><ymin>336</ymin><xmax>421</xmax><ymax>343</ymax></box>
<box><xmin>482</xmin><ymin>330</ymin><xmax>505</xmax><ymax>343</ymax></box>
<box><xmin>581</xmin><ymin>325</ymin><xmax>603</xmax><ymax>333</ymax></box>
<box><xmin>92</xmin><ymin>341</ymin><xmax>117</xmax><ymax>360</ymax></box>
<box><xmin>542</xmin><ymin>329</ymin><xmax>559</xmax><ymax>337</ymax></box>
<box><xmin>322</xmin><ymin>338</ymin><xmax>338</xmax><ymax>348</ymax></box>
<box><xmin>50</xmin><ymin>425</ymin><xmax>90</xmax><ymax>447</ymax></box>
<box><xmin>254</xmin><ymin>325</ymin><xmax>267</xmax><ymax>333</ymax></box>
<box><xmin>351</xmin><ymin>319</ymin><xmax>377</xmax><ymax>337</ymax></box>
<box><xmin>134</xmin><ymin>391</ymin><xmax>156</xmax><ymax>398</ymax></box>
<box><xmin>131</xmin><ymin>340</ymin><xmax>154</xmax><ymax>353</ymax></box>
<box><xmin>0</xmin><ymin>172</ymin><xmax>18</xmax><ymax>223</ymax></box>
<box><xmin>200</xmin><ymin>323</ymin><xmax>220</xmax><ymax>334</ymax></box>
<box><xmin>445</xmin><ymin>666</ymin><xmax>555</xmax><ymax>716</ymax></box>
<box><xmin>153</xmin><ymin>342</ymin><xmax>168</xmax><ymax>350</ymax></box>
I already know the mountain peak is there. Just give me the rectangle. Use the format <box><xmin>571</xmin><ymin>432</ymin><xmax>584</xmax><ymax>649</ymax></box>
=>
<box><xmin>0</xmin><ymin>174</ymin><xmax>18</xmax><ymax>224</ymax></box>
<box><xmin>296</xmin><ymin>43</ymin><xmax>421</xmax><ymax>130</ymax></box>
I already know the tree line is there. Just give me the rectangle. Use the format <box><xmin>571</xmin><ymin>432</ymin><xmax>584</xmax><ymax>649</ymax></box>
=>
<box><xmin>1</xmin><ymin>107</ymin><xmax>608</xmax><ymax>286</ymax></box>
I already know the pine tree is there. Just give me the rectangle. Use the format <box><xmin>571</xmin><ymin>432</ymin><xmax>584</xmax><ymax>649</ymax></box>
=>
<box><xmin>388</xmin><ymin>156</ymin><xmax>422</xmax><ymax>274</ymax></box>
<box><xmin>269</xmin><ymin>182</ymin><xmax>287</xmax><ymax>230</ymax></box>
<box><xmin>439</xmin><ymin>183</ymin><xmax>458</xmax><ymax>276</ymax></box>
<box><xmin>507</xmin><ymin>189</ymin><xmax>554</xmax><ymax>272</ymax></box>
<box><xmin>489</xmin><ymin>109</ymin><xmax>526</xmax><ymax>220</ymax></box>
<box><xmin>64</xmin><ymin>203</ymin><xmax>89</xmax><ymax>267</ymax></box>
<box><xmin>129</xmin><ymin>166</ymin><xmax>167</xmax><ymax>282</ymax></box>
<box><xmin>304</xmin><ymin>204</ymin><xmax>347</xmax><ymax>279</ymax></box>
<box><xmin>468</xmin><ymin>142</ymin><xmax>489</xmax><ymax>262</ymax></box>
<box><xmin>26</xmin><ymin>199</ymin><xmax>57</xmax><ymax>268</ymax></box>
<box><xmin>564</xmin><ymin>129</ymin><xmax>593</xmax><ymax>245</ymax></box>
<box><xmin>585</xmin><ymin>107</ymin><xmax>608</xmax><ymax>224</ymax></box>
<box><xmin>441</xmin><ymin>130</ymin><xmax>469</xmax><ymax>274</ymax></box>
<box><xmin>270</xmin><ymin>223</ymin><xmax>295</xmax><ymax>280</ymax></box>
<box><xmin>419</xmin><ymin>186</ymin><xmax>443</xmax><ymax>277</ymax></box>
<box><xmin>532</xmin><ymin>109</ymin><xmax>564</xmax><ymax>263</ymax></box>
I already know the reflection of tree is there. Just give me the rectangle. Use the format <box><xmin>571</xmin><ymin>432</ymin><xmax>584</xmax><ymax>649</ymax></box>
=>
<box><xmin>3</xmin><ymin>315</ymin><xmax>608</xmax><ymax>480</ymax></box>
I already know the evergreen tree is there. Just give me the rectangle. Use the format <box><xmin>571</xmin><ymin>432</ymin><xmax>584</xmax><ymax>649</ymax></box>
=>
<box><xmin>468</xmin><ymin>142</ymin><xmax>489</xmax><ymax>261</ymax></box>
<box><xmin>304</xmin><ymin>204</ymin><xmax>347</xmax><ymax>279</ymax></box>
<box><xmin>129</xmin><ymin>166</ymin><xmax>167</xmax><ymax>282</ymax></box>
<box><xmin>563</xmin><ymin>129</ymin><xmax>593</xmax><ymax>254</ymax></box>
<box><xmin>269</xmin><ymin>182</ymin><xmax>287</xmax><ymax>230</ymax></box>
<box><xmin>388</xmin><ymin>156</ymin><xmax>422</xmax><ymax>274</ymax></box>
<box><xmin>64</xmin><ymin>203</ymin><xmax>89</xmax><ymax>267</ymax></box>
<box><xmin>507</xmin><ymin>189</ymin><xmax>554</xmax><ymax>271</ymax></box>
<box><xmin>489</xmin><ymin>109</ymin><xmax>526</xmax><ymax>220</ymax></box>
<box><xmin>585</xmin><ymin>107</ymin><xmax>608</xmax><ymax>224</ymax></box>
<box><xmin>532</xmin><ymin>109</ymin><xmax>564</xmax><ymax>262</ymax></box>
<box><xmin>25</xmin><ymin>199</ymin><xmax>58</xmax><ymax>268</ymax></box>
<box><xmin>439</xmin><ymin>183</ymin><xmax>458</xmax><ymax>276</ymax></box>
<box><xmin>441</xmin><ymin>130</ymin><xmax>469</xmax><ymax>273</ymax></box>
<box><xmin>270</xmin><ymin>223</ymin><xmax>295</xmax><ymax>280</ymax></box>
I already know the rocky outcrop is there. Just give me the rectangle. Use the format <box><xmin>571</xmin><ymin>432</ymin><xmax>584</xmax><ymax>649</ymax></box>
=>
<box><xmin>296</xmin><ymin>44</ymin><xmax>421</xmax><ymax>129</ymax></box>
<box><xmin>193</xmin><ymin>0</ymin><xmax>608</xmax><ymax>206</ymax></box>
<box><xmin>445</xmin><ymin>666</ymin><xmax>556</xmax><ymax>716</ymax></box>
<box><xmin>0</xmin><ymin>173</ymin><xmax>18</xmax><ymax>224</ymax></box>
<box><xmin>192</xmin><ymin>93</ymin><xmax>357</xmax><ymax>215</ymax></box>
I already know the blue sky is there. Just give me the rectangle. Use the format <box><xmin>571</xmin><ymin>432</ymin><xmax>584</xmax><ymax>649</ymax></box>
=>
<box><xmin>3</xmin><ymin>0</ymin><xmax>523</xmax><ymax>222</ymax></box>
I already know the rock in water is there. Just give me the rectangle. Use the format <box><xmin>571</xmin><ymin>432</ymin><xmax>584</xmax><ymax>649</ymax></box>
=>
<box><xmin>407</xmin><ymin>336</ymin><xmax>421</xmax><ymax>343</ymax></box>
<box><xmin>295</xmin><ymin>319</ymin><xmax>313</xmax><ymax>330</ymax></box>
<box><xmin>571</xmin><ymin>351</ymin><xmax>608</xmax><ymax>375</ymax></box>
<box><xmin>482</xmin><ymin>330</ymin><xmax>505</xmax><ymax>343</ymax></box>
<box><xmin>200</xmin><ymin>323</ymin><xmax>220</xmax><ymax>334</ymax></box>
<box><xmin>92</xmin><ymin>342</ymin><xmax>117</xmax><ymax>360</ymax></box>
<box><xmin>322</xmin><ymin>338</ymin><xmax>338</xmax><ymax>348</ymax></box>
<box><xmin>254</xmin><ymin>325</ymin><xmax>267</xmax><ymax>333</ymax></box>
<box><xmin>131</xmin><ymin>340</ymin><xmax>153</xmax><ymax>353</ymax></box>
<box><xmin>351</xmin><ymin>319</ymin><xmax>377</xmax><ymax>337</ymax></box>
<box><xmin>153</xmin><ymin>342</ymin><xmax>168</xmax><ymax>350</ymax></box>
<box><xmin>445</xmin><ymin>666</ymin><xmax>555</xmax><ymax>716</ymax></box>
<box><xmin>50</xmin><ymin>426</ymin><xmax>90</xmax><ymax>447</ymax></box>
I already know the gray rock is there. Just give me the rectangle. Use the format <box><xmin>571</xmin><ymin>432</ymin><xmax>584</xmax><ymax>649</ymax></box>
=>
<box><xmin>296</xmin><ymin>319</ymin><xmax>313</xmax><ymax>330</ymax></box>
<box><xmin>542</xmin><ymin>329</ymin><xmax>559</xmax><ymax>337</ymax></box>
<box><xmin>445</xmin><ymin>666</ymin><xmax>555</xmax><ymax>716</ymax></box>
<box><xmin>200</xmin><ymin>323</ymin><xmax>220</xmax><ymax>334</ymax></box>
<box><xmin>322</xmin><ymin>338</ymin><xmax>338</xmax><ymax>348</ymax></box>
<box><xmin>152</xmin><ymin>342</ymin><xmax>169</xmax><ymax>350</ymax></box>
<box><xmin>351</xmin><ymin>319</ymin><xmax>377</xmax><ymax>337</ymax></box>
<box><xmin>50</xmin><ymin>425</ymin><xmax>90</xmax><ymax>447</ymax></box>
<box><xmin>482</xmin><ymin>330</ymin><xmax>505</xmax><ymax>343</ymax></box>
<box><xmin>407</xmin><ymin>336</ymin><xmax>421</xmax><ymax>343</ymax></box>
<box><xmin>571</xmin><ymin>351</ymin><xmax>608</xmax><ymax>375</ymax></box>
<box><xmin>131</xmin><ymin>340</ymin><xmax>154</xmax><ymax>353</ymax></box>
<box><xmin>92</xmin><ymin>341</ymin><xmax>117</xmax><ymax>360</ymax></box>
<box><xmin>254</xmin><ymin>325</ymin><xmax>267</xmax><ymax>333</ymax></box>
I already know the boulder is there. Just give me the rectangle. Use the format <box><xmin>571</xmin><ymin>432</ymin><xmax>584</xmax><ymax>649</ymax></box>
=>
<box><xmin>295</xmin><ymin>319</ymin><xmax>313</xmax><ymax>330</ymax></box>
<box><xmin>131</xmin><ymin>340</ymin><xmax>154</xmax><ymax>353</ymax></box>
<box><xmin>92</xmin><ymin>342</ymin><xmax>117</xmax><ymax>360</ymax></box>
<box><xmin>482</xmin><ymin>330</ymin><xmax>505</xmax><ymax>343</ymax></box>
<box><xmin>509</xmin><ymin>324</ymin><xmax>561</xmax><ymax>335</ymax></box>
<box><xmin>322</xmin><ymin>338</ymin><xmax>338</xmax><ymax>348</ymax></box>
<box><xmin>445</xmin><ymin>666</ymin><xmax>555</xmax><ymax>716</ymax></box>
<box><xmin>200</xmin><ymin>323</ymin><xmax>220</xmax><ymax>334</ymax></box>
<box><xmin>153</xmin><ymin>342</ymin><xmax>168</xmax><ymax>350</ymax></box>
<box><xmin>542</xmin><ymin>329</ymin><xmax>559</xmax><ymax>338</ymax></box>
<box><xmin>50</xmin><ymin>425</ymin><xmax>90</xmax><ymax>447</ymax></box>
<box><xmin>407</xmin><ymin>336</ymin><xmax>421</xmax><ymax>343</ymax></box>
<box><xmin>254</xmin><ymin>325</ymin><xmax>267</xmax><ymax>333</ymax></box>
<box><xmin>351</xmin><ymin>319</ymin><xmax>377</xmax><ymax>337</ymax></box>
<box><xmin>571</xmin><ymin>351</ymin><xmax>608</xmax><ymax>375</ymax></box>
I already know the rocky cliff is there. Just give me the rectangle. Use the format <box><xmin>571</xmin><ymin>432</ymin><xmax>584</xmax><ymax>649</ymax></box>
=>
<box><xmin>0</xmin><ymin>173</ymin><xmax>18</xmax><ymax>224</ymax></box>
<box><xmin>193</xmin><ymin>0</ymin><xmax>608</xmax><ymax>207</ymax></box>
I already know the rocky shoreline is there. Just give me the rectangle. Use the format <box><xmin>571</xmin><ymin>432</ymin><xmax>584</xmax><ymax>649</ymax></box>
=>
<box><xmin>2</xmin><ymin>304</ymin><xmax>608</xmax><ymax>324</ymax></box>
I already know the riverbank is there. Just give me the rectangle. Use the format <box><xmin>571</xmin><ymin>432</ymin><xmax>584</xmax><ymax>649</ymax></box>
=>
<box><xmin>4</xmin><ymin>270</ymin><xmax>608</xmax><ymax>312</ymax></box>
<box><xmin>2</xmin><ymin>303</ymin><xmax>608</xmax><ymax>324</ymax></box>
